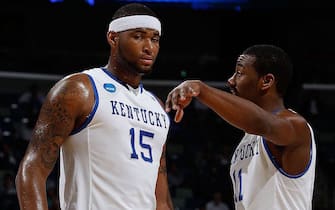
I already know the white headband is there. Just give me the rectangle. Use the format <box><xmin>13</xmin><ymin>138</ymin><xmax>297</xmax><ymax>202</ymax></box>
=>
<box><xmin>109</xmin><ymin>15</ymin><xmax>161</xmax><ymax>35</ymax></box>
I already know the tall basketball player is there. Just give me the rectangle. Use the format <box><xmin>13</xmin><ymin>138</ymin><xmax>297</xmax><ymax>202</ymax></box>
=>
<box><xmin>165</xmin><ymin>44</ymin><xmax>316</xmax><ymax>210</ymax></box>
<box><xmin>16</xmin><ymin>3</ymin><xmax>174</xmax><ymax>210</ymax></box>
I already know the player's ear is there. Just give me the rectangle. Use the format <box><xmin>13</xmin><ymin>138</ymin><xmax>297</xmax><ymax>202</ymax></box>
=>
<box><xmin>107</xmin><ymin>31</ymin><xmax>118</xmax><ymax>46</ymax></box>
<box><xmin>261</xmin><ymin>73</ymin><xmax>275</xmax><ymax>90</ymax></box>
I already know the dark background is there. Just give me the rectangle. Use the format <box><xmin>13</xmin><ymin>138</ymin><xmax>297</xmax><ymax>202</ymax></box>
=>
<box><xmin>1</xmin><ymin>0</ymin><xmax>335</xmax><ymax>83</ymax></box>
<box><xmin>1</xmin><ymin>1</ymin><xmax>335</xmax><ymax>210</ymax></box>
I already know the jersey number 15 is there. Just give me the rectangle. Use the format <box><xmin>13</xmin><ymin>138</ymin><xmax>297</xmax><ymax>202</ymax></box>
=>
<box><xmin>129</xmin><ymin>128</ymin><xmax>154</xmax><ymax>163</ymax></box>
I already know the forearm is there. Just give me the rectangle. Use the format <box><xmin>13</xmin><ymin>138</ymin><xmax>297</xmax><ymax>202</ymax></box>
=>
<box><xmin>16</xmin><ymin>157</ymin><xmax>50</xmax><ymax>210</ymax></box>
<box><xmin>156</xmin><ymin>145</ymin><xmax>174</xmax><ymax>210</ymax></box>
<box><xmin>196</xmin><ymin>81</ymin><xmax>270</xmax><ymax>134</ymax></box>
<box><xmin>156</xmin><ymin>196</ymin><xmax>174</xmax><ymax>210</ymax></box>
<box><xmin>160</xmin><ymin>187</ymin><xmax>174</xmax><ymax>210</ymax></box>
<box><xmin>156</xmin><ymin>175</ymin><xmax>174</xmax><ymax>210</ymax></box>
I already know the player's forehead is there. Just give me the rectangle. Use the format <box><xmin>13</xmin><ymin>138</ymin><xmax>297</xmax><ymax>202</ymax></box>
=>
<box><xmin>237</xmin><ymin>54</ymin><xmax>256</xmax><ymax>67</ymax></box>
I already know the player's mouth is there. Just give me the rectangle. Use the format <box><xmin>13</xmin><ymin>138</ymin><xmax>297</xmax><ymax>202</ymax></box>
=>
<box><xmin>140</xmin><ymin>57</ymin><xmax>154</xmax><ymax>66</ymax></box>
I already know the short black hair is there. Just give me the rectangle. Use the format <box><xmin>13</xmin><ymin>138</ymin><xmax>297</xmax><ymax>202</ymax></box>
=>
<box><xmin>243</xmin><ymin>44</ymin><xmax>293</xmax><ymax>97</ymax></box>
<box><xmin>112</xmin><ymin>3</ymin><xmax>158</xmax><ymax>20</ymax></box>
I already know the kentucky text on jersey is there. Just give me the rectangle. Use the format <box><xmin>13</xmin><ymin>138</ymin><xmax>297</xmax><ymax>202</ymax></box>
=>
<box><xmin>231</xmin><ymin>139</ymin><xmax>260</xmax><ymax>164</ymax></box>
<box><xmin>110</xmin><ymin>100</ymin><xmax>168</xmax><ymax>128</ymax></box>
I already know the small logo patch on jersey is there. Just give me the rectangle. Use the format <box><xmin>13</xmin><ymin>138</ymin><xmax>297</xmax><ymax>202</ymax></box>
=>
<box><xmin>104</xmin><ymin>83</ymin><xmax>116</xmax><ymax>93</ymax></box>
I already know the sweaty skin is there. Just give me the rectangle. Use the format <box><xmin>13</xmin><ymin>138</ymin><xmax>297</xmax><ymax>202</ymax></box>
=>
<box><xmin>16</xmin><ymin>25</ymin><xmax>173</xmax><ymax>210</ymax></box>
<box><xmin>16</xmin><ymin>74</ymin><xmax>94</xmax><ymax>210</ymax></box>
<box><xmin>165</xmin><ymin>56</ymin><xmax>311</xmax><ymax>175</ymax></box>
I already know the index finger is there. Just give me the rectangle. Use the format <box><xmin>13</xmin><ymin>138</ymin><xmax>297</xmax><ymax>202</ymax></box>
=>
<box><xmin>165</xmin><ymin>92</ymin><xmax>172</xmax><ymax>112</ymax></box>
<box><xmin>174</xmin><ymin>108</ymin><xmax>184</xmax><ymax>123</ymax></box>
<box><xmin>165</xmin><ymin>86</ymin><xmax>180</xmax><ymax>111</ymax></box>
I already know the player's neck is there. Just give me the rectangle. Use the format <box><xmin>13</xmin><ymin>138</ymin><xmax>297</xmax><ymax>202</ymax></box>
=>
<box><xmin>104</xmin><ymin>63</ymin><xmax>142</xmax><ymax>88</ymax></box>
<box><xmin>259</xmin><ymin>95</ymin><xmax>285</xmax><ymax>113</ymax></box>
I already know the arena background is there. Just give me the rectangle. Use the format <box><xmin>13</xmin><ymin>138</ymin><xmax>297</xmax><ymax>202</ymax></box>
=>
<box><xmin>1</xmin><ymin>0</ymin><xmax>335</xmax><ymax>209</ymax></box>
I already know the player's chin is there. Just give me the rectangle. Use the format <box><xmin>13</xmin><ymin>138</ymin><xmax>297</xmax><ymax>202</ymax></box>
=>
<box><xmin>138</xmin><ymin>66</ymin><xmax>153</xmax><ymax>75</ymax></box>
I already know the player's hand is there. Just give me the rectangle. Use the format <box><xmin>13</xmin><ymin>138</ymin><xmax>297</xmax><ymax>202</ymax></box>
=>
<box><xmin>165</xmin><ymin>80</ymin><xmax>200</xmax><ymax>123</ymax></box>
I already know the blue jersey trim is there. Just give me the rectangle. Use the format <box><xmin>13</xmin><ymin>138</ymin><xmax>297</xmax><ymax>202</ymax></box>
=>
<box><xmin>100</xmin><ymin>68</ymin><xmax>143</xmax><ymax>93</ymax></box>
<box><xmin>262</xmin><ymin>136</ymin><xmax>313</xmax><ymax>178</ymax></box>
<box><xmin>70</xmin><ymin>74</ymin><xmax>99</xmax><ymax>135</ymax></box>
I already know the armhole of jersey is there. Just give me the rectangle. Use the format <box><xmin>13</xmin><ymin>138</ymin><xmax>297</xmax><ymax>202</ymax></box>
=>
<box><xmin>262</xmin><ymin>130</ymin><xmax>314</xmax><ymax>178</ymax></box>
<box><xmin>70</xmin><ymin>74</ymin><xmax>99</xmax><ymax>135</ymax></box>
<box><xmin>146</xmin><ymin>90</ymin><xmax>172</xmax><ymax>124</ymax></box>
<box><xmin>146</xmin><ymin>90</ymin><xmax>160</xmax><ymax>105</ymax></box>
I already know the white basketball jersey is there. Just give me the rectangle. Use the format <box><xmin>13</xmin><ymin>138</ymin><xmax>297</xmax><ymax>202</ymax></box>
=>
<box><xmin>230</xmin><ymin>122</ymin><xmax>316</xmax><ymax>210</ymax></box>
<box><xmin>59</xmin><ymin>68</ymin><xmax>170</xmax><ymax>210</ymax></box>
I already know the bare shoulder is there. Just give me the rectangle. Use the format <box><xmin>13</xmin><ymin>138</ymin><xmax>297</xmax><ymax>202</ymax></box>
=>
<box><xmin>285</xmin><ymin>109</ymin><xmax>309</xmax><ymax>127</ymax></box>
<box><xmin>281</xmin><ymin>109</ymin><xmax>311</xmax><ymax>145</ymax></box>
<box><xmin>276</xmin><ymin>109</ymin><xmax>314</xmax><ymax>174</ymax></box>
<box><xmin>38</xmin><ymin>72</ymin><xmax>94</xmax><ymax>136</ymax></box>
<box><xmin>49</xmin><ymin>72</ymin><xmax>92</xmax><ymax>101</ymax></box>
<box><xmin>21</xmin><ymin>73</ymin><xmax>94</xmax><ymax>170</ymax></box>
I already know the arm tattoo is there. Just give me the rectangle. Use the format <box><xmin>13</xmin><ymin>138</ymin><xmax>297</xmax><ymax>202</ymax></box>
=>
<box><xmin>41</xmin><ymin>141</ymin><xmax>60</xmax><ymax>169</ymax></box>
<box><xmin>31</xmin><ymin>84</ymin><xmax>76</xmax><ymax>170</ymax></box>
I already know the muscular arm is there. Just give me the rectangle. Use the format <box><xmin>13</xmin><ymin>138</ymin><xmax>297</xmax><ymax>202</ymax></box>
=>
<box><xmin>166</xmin><ymin>80</ymin><xmax>312</xmax><ymax>175</ymax></box>
<box><xmin>165</xmin><ymin>80</ymin><xmax>309</xmax><ymax>147</ymax></box>
<box><xmin>15</xmin><ymin>73</ymin><xmax>94</xmax><ymax>210</ymax></box>
<box><xmin>155</xmin><ymin>144</ymin><xmax>174</xmax><ymax>210</ymax></box>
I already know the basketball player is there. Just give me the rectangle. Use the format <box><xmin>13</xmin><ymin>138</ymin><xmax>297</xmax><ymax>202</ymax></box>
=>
<box><xmin>16</xmin><ymin>3</ymin><xmax>174</xmax><ymax>210</ymax></box>
<box><xmin>165</xmin><ymin>44</ymin><xmax>316</xmax><ymax>210</ymax></box>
